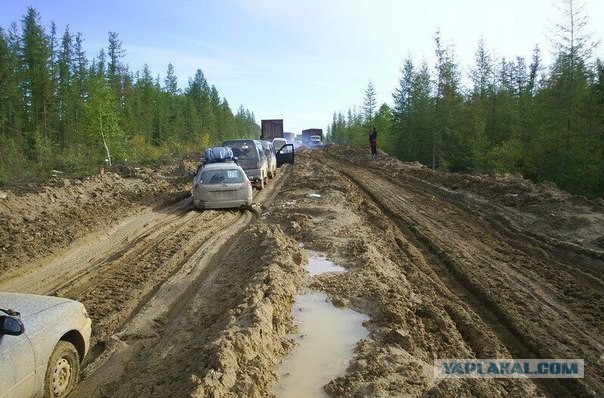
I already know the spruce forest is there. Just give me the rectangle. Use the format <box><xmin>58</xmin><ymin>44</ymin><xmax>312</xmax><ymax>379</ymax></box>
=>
<box><xmin>1</xmin><ymin>4</ymin><xmax>603</xmax><ymax>198</ymax></box>
<box><xmin>329</xmin><ymin>3</ymin><xmax>604</xmax><ymax>198</ymax></box>
<box><xmin>0</xmin><ymin>7</ymin><xmax>260</xmax><ymax>182</ymax></box>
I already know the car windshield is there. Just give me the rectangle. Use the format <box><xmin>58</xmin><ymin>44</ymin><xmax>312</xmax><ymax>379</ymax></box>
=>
<box><xmin>200</xmin><ymin>169</ymin><xmax>245</xmax><ymax>184</ymax></box>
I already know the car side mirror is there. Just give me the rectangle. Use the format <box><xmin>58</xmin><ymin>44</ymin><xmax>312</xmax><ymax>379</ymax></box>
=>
<box><xmin>0</xmin><ymin>315</ymin><xmax>25</xmax><ymax>336</ymax></box>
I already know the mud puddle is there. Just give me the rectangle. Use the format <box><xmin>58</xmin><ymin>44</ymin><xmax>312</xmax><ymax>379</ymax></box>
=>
<box><xmin>305</xmin><ymin>250</ymin><xmax>346</xmax><ymax>276</ymax></box>
<box><xmin>274</xmin><ymin>252</ymin><xmax>368</xmax><ymax>398</ymax></box>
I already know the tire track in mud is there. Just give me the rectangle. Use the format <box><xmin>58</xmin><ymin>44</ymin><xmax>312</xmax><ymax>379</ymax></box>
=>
<box><xmin>1</xmin><ymin>163</ymin><xmax>294</xmax><ymax>397</ymax></box>
<box><xmin>67</xmin><ymin>165</ymin><xmax>292</xmax><ymax>395</ymax></box>
<box><xmin>357</xmin><ymin>156</ymin><xmax>604</xmax><ymax>286</ymax></box>
<box><xmin>319</xmin><ymin>152</ymin><xmax>603</xmax><ymax>397</ymax></box>
<box><xmin>266</xmin><ymin>153</ymin><xmax>537</xmax><ymax>397</ymax></box>
<box><xmin>74</xmin><ymin>207</ymin><xmax>246</xmax><ymax>355</ymax></box>
<box><xmin>71</xmin><ymin>167</ymin><xmax>301</xmax><ymax>398</ymax></box>
<box><xmin>2</xmin><ymin>197</ymin><xmax>251</xmax><ymax>363</ymax></box>
<box><xmin>0</xmin><ymin>198</ymin><xmax>193</xmax><ymax>294</ymax></box>
<box><xmin>326</xmin><ymin>152</ymin><xmax>604</xmax><ymax>333</ymax></box>
<box><xmin>71</xmin><ymin>210</ymin><xmax>257</xmax><ymax>398</ymax></box>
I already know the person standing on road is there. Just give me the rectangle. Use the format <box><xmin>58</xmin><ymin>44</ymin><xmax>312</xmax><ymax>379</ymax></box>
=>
<box><xmin>369</xmin><ymin>126</ymin><xmax>378</xmax><ymax>158</ymax></box>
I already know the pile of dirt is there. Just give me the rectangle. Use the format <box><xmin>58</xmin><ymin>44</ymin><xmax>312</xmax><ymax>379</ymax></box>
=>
<box><xmin>0</xmin><ymin>161</ymin><xmax>193</xmax><ymax>276</ymax></box>
<box><xmin>326</xmin><ymin>144</ymin><xmax>604</xmax><ymax>252</ymax></box>
<box><xmin>187</xmin><ymin>225</ymin><xmax>305</xmax><ymax>398</ymax></box>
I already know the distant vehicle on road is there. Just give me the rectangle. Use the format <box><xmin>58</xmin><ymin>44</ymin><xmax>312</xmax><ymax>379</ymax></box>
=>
<box><xmin>222</xmin><ymin>139</ymin><xmax>269</xmax><ymax>190</ymax></box>
<box><xmin>260</xmin><ymin>119</ymin><xmax>284</xmax><ymax>141</ymax></box>
<box><xmin>271</xmin><ymin>138</ymin><xmax>295</xmax><ymax>166</ymax></box>
<box><xmin>302</xmin><ymin>128</ymin><xmax>323</xmax><ymax>147</ymax></box>
<box><xmin>272</xmin><ymin>137</ymin><xmax>287</xmax><ymax>152</ymax></box>
<box><xmin>0</xmin><ymin>292</ymin><xmax>92</xmax><ymax>398</ymax></box>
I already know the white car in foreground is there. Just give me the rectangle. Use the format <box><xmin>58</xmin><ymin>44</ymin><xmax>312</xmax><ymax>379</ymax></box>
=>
<box><xmin>0</xmin><ymin>293</ymin><xmax>92</xmax><ymax>398</ymax></box>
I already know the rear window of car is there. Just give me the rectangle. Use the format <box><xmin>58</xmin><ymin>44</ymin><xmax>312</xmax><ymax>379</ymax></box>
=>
<box><xmin>273</xmin><ymin>138</ymin><xmax>287</xmax><ymax>151</ymax></box>
<box><xmin>200</xmin><ymin>169</ymin><xmax>245</xmax><ymax>184</ymax></box>
<box><xmin>222</xmin><ymin>140</ymin><xmax>257</xmax><ymax>161</ymax></box>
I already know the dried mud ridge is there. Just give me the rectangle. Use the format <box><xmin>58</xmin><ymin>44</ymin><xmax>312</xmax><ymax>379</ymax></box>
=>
<box><xmin>0</xmin><ymin>146</ymin><xmax>602</xmax><ymax>397</ymax></box>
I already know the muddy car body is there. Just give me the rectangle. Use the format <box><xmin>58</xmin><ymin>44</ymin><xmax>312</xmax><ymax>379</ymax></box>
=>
<box><xmin>260</xmin><ymin>140</ymin><xmax>277</xmax><ymax>178</ymax></box>
<box><xmin>192</xmin><ymin>162</ymin><xmax>253</xmax><ymax>210</ymax></box>
<box><xmin>0</xmin><ymin>293</ymin><xmax>92</xmax><ymax>398</ymax></box>
<box><xmin>222</xmin><ymin>139</ymin><xmax>268</xmax><ymax>190</ymax></box>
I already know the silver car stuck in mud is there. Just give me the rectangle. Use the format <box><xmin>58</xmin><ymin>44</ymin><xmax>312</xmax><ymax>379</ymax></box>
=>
<box><xmin>0</xmin><ymin>292</ymin><xmax>92</xmax><ymax>398</ymax></box>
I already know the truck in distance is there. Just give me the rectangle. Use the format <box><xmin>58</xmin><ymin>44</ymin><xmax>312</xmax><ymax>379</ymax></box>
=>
<box><xmin>301</xmin><ymin>128</ymin><xmax>323</xmax><ymax>147</ymax></box>
<box><xmin>260</xmin><ymin>119</ymin><xmax>284</xmax><ymax>141</ymax></box>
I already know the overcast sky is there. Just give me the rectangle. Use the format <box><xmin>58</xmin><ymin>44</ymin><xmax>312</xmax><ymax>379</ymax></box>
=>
<box><xmin>2</xmin><ymin>0</ymin><xmax>603</xmax><ymax>134</ymax></box>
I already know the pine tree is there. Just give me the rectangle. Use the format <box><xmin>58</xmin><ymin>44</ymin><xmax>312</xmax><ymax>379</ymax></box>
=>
<box><xmin>409</xmin><ymin>62</ymin><xmax>435</xmax><ymax>165</ymax></box>
<box><xmin>470</xmin><ymin>36</ymin><xmax>494</xmax><ymax>98</ymax></box>
<box><xmin>56</xmin><ymin>25</ymin><xmax>73</xmax><ymax>146</ymax></box>
<box><xmin>433</xmin><ymin>30</ymin><xmax>463</xmax><ymax>170</ymax></box>
<box><xmin>164</xmin><ymin>63</ymin><xmax>178</xmax><ymax>95</ymax></box>
<box><xmin>137</xmin><ymin>64</ymin><xmax>156</xmax><ymax>144</ymax></box>
<box><xmin>0</xmin><ymin>26</ymin><xmax>24</xmax><ymax>137</ymax></box>
<box><xmin>219</xmin><ymin>98</ymin><xmax>235</xmax><ymax>140</ymax></box>
<box><xmin>163</xmin><ymin>63</ymin><xmax>182</xmax><ymax>141</ymax></box>
<box><xmin>20</xmin><ymin>7</ymin><xmax>54</xmax><ymax>159</ymax></box>
<box><xmin>107</xmin><ymin>32</ymin><xmax>125</xmax><ymax>80</ymax></box>
<box><xmin>391</xmin><ymin>57</ymin><xmax>414</xmax><ymax>159</ymax></box>
<box><xmin>362</xmin><ymin>81</ymin><xmax>377</xmax><ymax>126</ymax></box>
<box><xmin>535</xmin><ymin>0</ymin><xmax>596</xmax><ymax>191</ymax></box>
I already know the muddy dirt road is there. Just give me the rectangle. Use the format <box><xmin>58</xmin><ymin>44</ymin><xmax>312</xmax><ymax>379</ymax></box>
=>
<box><xmin>1</xmin><ymin>146</ymin><xmax>602</xmax><ymax>397</ymax></box>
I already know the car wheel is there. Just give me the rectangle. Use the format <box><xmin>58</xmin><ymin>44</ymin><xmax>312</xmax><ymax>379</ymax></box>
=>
<box><xmin>44</xmin><ymin>341</ymin><xmax>80</xmax><ymax>398</ymax></box>
<box><xmin>257</xmin><ymin>178</ymin><xmax>264</xmax><ymax>190</ymax></box>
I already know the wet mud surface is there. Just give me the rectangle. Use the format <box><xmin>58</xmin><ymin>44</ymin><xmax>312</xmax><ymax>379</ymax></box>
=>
<box><xmin>1</xmin><ymin>146</ymin><xmax>602</xmax><ymax>397</ymax></box>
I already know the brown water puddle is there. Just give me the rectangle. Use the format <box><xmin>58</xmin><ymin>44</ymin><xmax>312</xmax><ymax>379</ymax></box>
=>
<box><xmin>274</xmin><ymin>252</ymin><xmax>368</xmax><ymax>397</ymax></box>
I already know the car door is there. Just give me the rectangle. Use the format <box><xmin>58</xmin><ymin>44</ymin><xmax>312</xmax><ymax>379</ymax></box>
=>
<box><xmin>276</xmin><ymin>144</ymin><xmax>295</xmax><ymax>167</ymax></box>
<box><xmin>0</xmin><ymin>331</ymin><xmax>36</xmax><ymax>398</ymax></box>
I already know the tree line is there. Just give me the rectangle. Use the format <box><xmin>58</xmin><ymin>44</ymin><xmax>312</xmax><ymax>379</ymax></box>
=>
<box><xmin>0</xmin><ymin>7</ymin><xmax>260</xmax><ymax>182</ymax></box>
<box><xmin>329</xmin><ymin>1</ymin><xmax>603</xmax><ymax>198</ymax></box>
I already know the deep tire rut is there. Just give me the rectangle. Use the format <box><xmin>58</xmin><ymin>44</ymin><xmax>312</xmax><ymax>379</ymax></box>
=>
<box><xmin>319</xmin><ymin>151</ymin><xmax>603</xmax><ymax>397</ymax></box>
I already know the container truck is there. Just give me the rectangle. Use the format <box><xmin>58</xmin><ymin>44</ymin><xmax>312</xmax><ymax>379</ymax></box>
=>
<box><xmin>301</xmin><ymin>128</ymin><xmax>323</xmax><ymax>147</ymax></box>
<box><xmin>261</xmin><ymin>119</ymin><xmax>284</xmax><ymax>141</ymax></box>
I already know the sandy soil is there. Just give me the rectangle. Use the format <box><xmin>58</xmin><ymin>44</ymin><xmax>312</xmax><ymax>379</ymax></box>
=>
<box><xmin>0</xmin><ymin>146</ymin><xmax>602</xmax><ymax>397</ymax></box>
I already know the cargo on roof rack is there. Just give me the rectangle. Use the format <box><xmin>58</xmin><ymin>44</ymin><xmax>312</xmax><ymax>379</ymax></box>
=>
<box><xmin>202</xmin><ymin>146</ymin><xmax>235</xmax><ymax>164</ymax></box>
